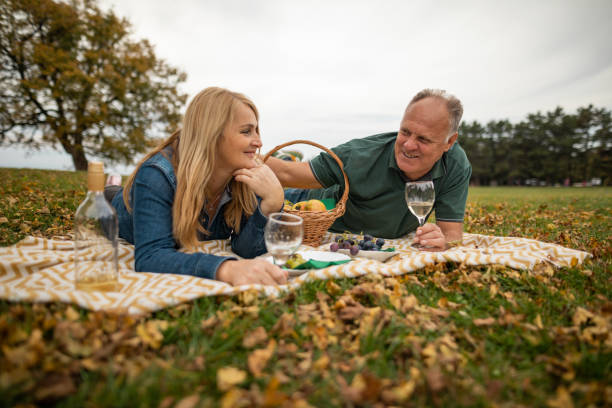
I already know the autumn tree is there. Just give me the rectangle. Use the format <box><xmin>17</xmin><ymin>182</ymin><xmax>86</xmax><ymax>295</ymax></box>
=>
<box><xmin>0</xmin><ymin>0</ymin><xmax>187</xmax><ymax>170</ymax></box>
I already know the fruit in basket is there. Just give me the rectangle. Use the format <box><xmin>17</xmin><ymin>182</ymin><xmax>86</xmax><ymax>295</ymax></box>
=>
<box><xmin>283</xmin><ymin>199</ymin><xmax>294</xmax><ymax>211</ymax></box>
<box><xmin>292</xmin><ymin>199</ymin><xmax>326</xmax><ymax>212</ymax></box>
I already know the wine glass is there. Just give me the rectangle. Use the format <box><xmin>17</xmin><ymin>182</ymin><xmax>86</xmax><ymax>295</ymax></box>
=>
<box><xmin>264</xmin><ymin>213</ymin><xmax>303</xmax><ymax>266</ymax></box>
<box><xmin>405</xmin><ymin>180</ymin><xmax>435</xmax><ymax>249</ymax></box>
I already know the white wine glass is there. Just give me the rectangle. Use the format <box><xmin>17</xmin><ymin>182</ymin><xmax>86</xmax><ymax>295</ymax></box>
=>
<box><xmin>264</xmin><ymin>213</ymin><xmax>303</xmax><ymax>266</ymax></box>
<box><xmin>405</xmin><ymin>180</ymin><xmax>435</xmax><ymax>249</ymax></box>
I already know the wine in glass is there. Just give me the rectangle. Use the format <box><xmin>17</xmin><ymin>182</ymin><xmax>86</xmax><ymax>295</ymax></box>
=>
<box><xmin>264</xmin><ymin>212</ymin><xmax>303</xmax><ymax>266</ymax></box>
<box><xmin>405</xmin><ymin>180</ymin><xmax>435</xmax><ymax>249</ymax></box>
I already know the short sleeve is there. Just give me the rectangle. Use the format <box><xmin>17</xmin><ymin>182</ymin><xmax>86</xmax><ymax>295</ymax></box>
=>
<box><xmin>434</xmin><ymin>158</ymin><xmax>472</xmax><ymax>222</ymax></box>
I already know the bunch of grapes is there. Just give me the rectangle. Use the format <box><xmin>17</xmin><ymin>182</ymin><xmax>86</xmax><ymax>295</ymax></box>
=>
<box><xmin>329</xmin><ymin>233</ymin><xmax>385</xmax><ymax>255</ymax></box>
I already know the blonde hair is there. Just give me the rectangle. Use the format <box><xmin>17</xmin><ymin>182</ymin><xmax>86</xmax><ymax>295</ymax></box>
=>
<box><xmin>123</xmin><ymin>87</ymin><xmax>259</xmax><ymax>249</ymax></box>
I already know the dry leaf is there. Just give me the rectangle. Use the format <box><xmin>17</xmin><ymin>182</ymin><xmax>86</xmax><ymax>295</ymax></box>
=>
<box><xmin>175</xmin><ymin>394</ymin><xmax>200</xmax><ymax>408</ymax></box>
<box><xmin>248</xmin><ymin>339</ymin><xmax>276</xmax><ymax>377</ymax></box>
<box><xmin>473</xmin><ymin>317</ymin><xmax>496</xmax><ymax>326</ymax></box>
<box><xmin>217</xmin><ymin>366</ymin><xmax>247</xmax><ymax>391</ymax></box>
<box><xmin>242</xmin><ymin>326</ymin><xmax>268</xmax><ymax>348</ymax></box>
<box><xmin>136</xmin><ymin>320</ymin><xmax>168</xmax><ymax>349</ymax></box>
<box><xmin>34</xmin><ymin>373</ymin><xmax>76</xmax><ymax>401</ymax></box>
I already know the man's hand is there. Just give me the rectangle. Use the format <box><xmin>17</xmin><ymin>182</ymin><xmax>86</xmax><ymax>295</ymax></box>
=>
<box><xmin>413</xmin><ymin>223</ymin><xmax>447</xmax><ymax>251</ymax></box>
<box><xmin>413</xmin><ymin>221</ymin><xmax>463</xmax><ymax>251</ymax></box>
<box><xmin>233</xmin><ymin>164</ymin><xmax>284</xmax><ymax>216</ymax></box>
<box><xmin>216</xmin><ymin>259</ymin><xmax>288</xmax><ymax>286</ymax></box>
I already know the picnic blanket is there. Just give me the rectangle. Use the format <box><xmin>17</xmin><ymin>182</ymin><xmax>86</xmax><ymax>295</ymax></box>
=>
<box><xmin>0</xmin><ymin>233</ymin><xmax>590</xmax><ymax>315</ymax></box>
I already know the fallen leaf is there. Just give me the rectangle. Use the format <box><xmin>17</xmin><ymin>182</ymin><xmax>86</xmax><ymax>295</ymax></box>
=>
<box><xmin>313</xmin><ymin>353</ymin><xmax>330</xmax><ymax>372</ymax></box>
<box><xmin>425</xmin><ymin>366</ymin><xmax>446</xmax><ymax>393</ymax></box>
<box><xmin>0</xmin><ymin>216</ymin><xmax>8</xmax><ymax>223</ymax></box>
<box><xmin>172</xmin><ymin>394</ymin><xmax>200</xmax><ymax>408</ymax></box>
<box><xmin>137</xmin><ymin>320</ymin><xmax>169</xmax><ymax>350</ymax></box>
<box><xmin>473</xmin><ymin>317</ymin><xmax>496</xmax><ymax>326</ymax></box>
<box><xmin>34</xmin><ymin>373</ymin><xmax>76</xmax><ymax>402</ymax></box>
<box><xmin>242</xmin><ymin>326</ymin><xmax>268</xmax><ymax>348</ymax></box>
<box><xmin>382</xmin><ymin>380</ymin><xmax>416</xmax><ymax>404</ymax></box>
<box><xmin>534</xmin><ymin>314</ymin><xmax>544</xmax><ymax>330</ymax></box>
<box><xmin>248</xmin><ymin>339</ymin><xmax>276</xmax><ymax>377</ymax></box>
<box><xmin>217</xmin><ymin>366</ymin><xmax>247</xmax><ymax>391</ymax></box>
<box><xmin>546</xmin><ymin>386</ymin><xmax>574</xmax><ymax>408</ymax></box>
<box><xmin>263</xmin><ymin>376</ymin><xmax>288</xmax><ymax>406</ymax></box>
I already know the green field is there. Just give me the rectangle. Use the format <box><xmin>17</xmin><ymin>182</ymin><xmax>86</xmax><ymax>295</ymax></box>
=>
<box><xmin>0</xmin><ymin>168</ymin><xmax>610</xmax><ymax>407</ymax></box>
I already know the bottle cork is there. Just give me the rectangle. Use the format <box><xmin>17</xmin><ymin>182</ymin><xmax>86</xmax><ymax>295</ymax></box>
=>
<box><xmin>87</xmin><ymin>161</ymin><xmax>105</xmax><ymax>192</ymax></box>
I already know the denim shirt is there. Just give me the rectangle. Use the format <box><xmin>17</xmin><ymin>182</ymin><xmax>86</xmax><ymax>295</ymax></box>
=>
<box><xmin>111</xmin><ymin>151</ymin><xmax>270</xmax><ymax>280</ymax></box>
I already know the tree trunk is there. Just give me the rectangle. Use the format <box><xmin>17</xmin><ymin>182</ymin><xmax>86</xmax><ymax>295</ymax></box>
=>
<box><xmin>71</xmin><ymin>147</ymin><xmax>88</xmax><ymax>171</ymax></box>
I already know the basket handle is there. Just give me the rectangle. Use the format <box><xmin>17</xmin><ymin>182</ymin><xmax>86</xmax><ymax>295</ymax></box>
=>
<box><xmin>262</xmin><ymin>140</ymin><xmax>349</xmax><ymax>209</ymax></box>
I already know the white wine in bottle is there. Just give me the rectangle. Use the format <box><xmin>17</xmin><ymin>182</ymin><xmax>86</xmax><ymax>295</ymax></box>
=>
<box><xmin>74</xmin><ymin>162</ymin><xmax>119</xmax><ymax>291</ymax></box>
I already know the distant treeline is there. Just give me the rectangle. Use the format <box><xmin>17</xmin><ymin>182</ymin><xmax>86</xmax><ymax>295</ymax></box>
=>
<box><xmin>459</xmin><ymin>105</ymin><xmax>611</xmax><ymax>186</ymax></box>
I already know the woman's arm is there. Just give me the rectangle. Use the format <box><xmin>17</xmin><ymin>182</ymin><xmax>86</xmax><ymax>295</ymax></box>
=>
<box><xmin>131</xmin><ymin>165</ymin><xmax>234</xmax><ymax>279</ymax></box>
<box><xmin>131</xmin><ymin>165</ymin><xmax>287</xmax><ymax>285</ymax></box>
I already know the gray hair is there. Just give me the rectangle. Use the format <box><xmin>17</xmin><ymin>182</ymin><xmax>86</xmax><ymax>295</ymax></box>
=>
<box><xmin>408</xmin><ymin>89</ymin><xmax>463</xmax><ymax>141</ymax></box>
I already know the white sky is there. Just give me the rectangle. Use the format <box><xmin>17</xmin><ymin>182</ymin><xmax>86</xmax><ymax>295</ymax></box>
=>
<box><xmin>2</xmin><ymin>0</ymin><xmax>612</xmax><ymax>173</ymax></box>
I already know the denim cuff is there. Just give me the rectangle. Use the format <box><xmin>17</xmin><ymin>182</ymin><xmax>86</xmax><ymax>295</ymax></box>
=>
<box><xmin>195</xmin><ymin>254</ymin><xmax>237</xmax><ymax>281</ymax></box>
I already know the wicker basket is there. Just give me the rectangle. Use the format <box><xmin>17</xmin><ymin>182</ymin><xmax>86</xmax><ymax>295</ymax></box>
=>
<box><xmin>263</xmin><ymin>140</ymin><xmax>349</xmax><ymax>247</ymax></box>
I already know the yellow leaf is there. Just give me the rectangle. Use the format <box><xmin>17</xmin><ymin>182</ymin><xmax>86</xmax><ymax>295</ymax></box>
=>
<box><xmin>572</xmin><ymin>307</ymin><xmax>594</xmax><ymax>327</ymax></box>
<box><xmin>534</xmin><ymin>314</ymin><xmax>544</xmax><ymax>330</ymax></box>
<box><xmin>217</xmin><ymin>366</ymin><xmax>247</xmax><ymax>391</ymax></box>
<box><xmin>175</xmin><ymin>394</ymin><xmax>200</xmax><ymax>408</ymax></box>
<box><xmin>390</xmin><ymin>380</ymin><xmax>416</xmax><ymax>402</ymax></box>
<box><xmin>242</xmin><ymin>326</ymin><xmax>267</xmax><ymax>348</ymax></box>
<box><xmin>473</xmin><ymin>317</ymin><xmax>496</xmax><ymax>326</ymax></box>
<box><xmin>325</xmin><ymin>280</ymin><xmax>342</xmax><ymax>295</ymax></box>
<box><xmin>221</xmin><ymin>388</ymin><xmax>245</xmax><ymax>408</ymax></box>
<box><xmin>247</xmin><ymin>339</ymin><xmax>276</xmax><ymax>377</ymax></box>
<box><xmin>65</xmin><ymin>307</ymin><xmax>80</xmax><ymax>321</ymax></box>
<box><xmin>137</xmin><ymin>320</ymin><xmax>168</xmax><ymax>350</ymax></box>
<box><xmin>0</xmin><ymin>217</ymin><xmax>8</xmax><ymax>224</ymax></box>
<box><xmin>313</xmin><ymin>353</ymin><xmax>330</xmax><ymax>371</ymax></box>
<box><xmin>570</xmin><ymin>257</ymin><xmax>578</xmax><ymax>267</ymax></box>
<box><xmin>546</xmin><ymin>386</ymin><xmax>574</xmax><ymax>408</ymax></box>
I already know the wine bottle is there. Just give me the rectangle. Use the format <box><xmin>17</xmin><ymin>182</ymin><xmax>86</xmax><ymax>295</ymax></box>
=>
<box><xmin>74</xmin><ymin>162</ymin><xmax>119</xmax><ymax>291</ymax></box>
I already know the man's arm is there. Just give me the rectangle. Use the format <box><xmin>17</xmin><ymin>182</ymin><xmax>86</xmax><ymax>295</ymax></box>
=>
<box><xmin>264</xmin><ymin>156</ymin><xmax>323</xmax><ymax>189</ymax></box>
<box><xmin>437</xmin><ymin>221</ymin><xmax>463</xmax><ymax>246</ymax></box>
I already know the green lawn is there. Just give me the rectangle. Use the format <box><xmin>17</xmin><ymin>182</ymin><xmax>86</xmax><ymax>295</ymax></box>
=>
<box><xmin>0</xmin><ymin>168</ymin><xmax>610</xmax><ymax>407</ymax></box>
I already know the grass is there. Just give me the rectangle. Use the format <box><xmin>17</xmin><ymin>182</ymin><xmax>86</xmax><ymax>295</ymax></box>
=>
<box><xmin>0</xmin><ymin>167</ymin><xmax>610</xmax><ymax>407</ymax></box>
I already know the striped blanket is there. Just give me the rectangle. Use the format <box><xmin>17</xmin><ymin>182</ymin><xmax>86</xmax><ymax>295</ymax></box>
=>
<box><xmin>0</xmin><ymin>233</ymin><xmax>590</xmax><ymax>315</ymax></box>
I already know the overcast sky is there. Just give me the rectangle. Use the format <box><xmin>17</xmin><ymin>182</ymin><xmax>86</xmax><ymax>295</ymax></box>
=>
<box><xmin>2</xmin><ymin>0</ymin><xmax>612</xmax><ymax>172</ymax></box>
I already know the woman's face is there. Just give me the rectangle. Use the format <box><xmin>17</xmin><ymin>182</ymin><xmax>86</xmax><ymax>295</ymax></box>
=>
<box><xmin>217</xmin><ymin>101</ymin><xmax>262</xmax><ymax>173</ymax></box>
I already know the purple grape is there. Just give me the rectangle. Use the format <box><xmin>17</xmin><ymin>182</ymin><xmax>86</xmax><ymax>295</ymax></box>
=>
<box><xmin>376</xmin><ymin>238</ymin><xmax>385</xmax><ymax>247</ymax></box>
<box><xmin>341</xmin><ymin>241</ymin><xmax>351</xmax><ymax>249</ymax></box>
<box><xmin>330</xmin><ymin>242</ymin><xmax>339</xmax><ymax>252</ymax></box>
<box><xmin>363</xmin><ymin>241</ymin><xmax>376</xmax><ymax>250</ymax></box>
<box><xmin>363</xmin><ymin>234</ymin><xmax>373</xmax><ymax>242</ymax></box>
<box><xmin>334</xmin><ymin>235</ymin><xmax>343</xmax><ymax>243</ymax></box>
<box><xmin>349</xmin><ymin>245</ymin><xmax>359</xmax><ymax>256</ymax></box>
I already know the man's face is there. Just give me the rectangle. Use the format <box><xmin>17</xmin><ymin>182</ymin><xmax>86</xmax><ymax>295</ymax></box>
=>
<box><xmin>394</xmin><ymin>97</ymin><xmax>458</xmax><ymax>181</ymax></box>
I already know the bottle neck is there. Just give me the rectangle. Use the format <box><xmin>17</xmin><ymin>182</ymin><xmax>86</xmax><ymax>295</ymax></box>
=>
<box><xmin>88</xmin><ymin>171</ymin><xmax>105</xmax><ymax>192</ymax></box>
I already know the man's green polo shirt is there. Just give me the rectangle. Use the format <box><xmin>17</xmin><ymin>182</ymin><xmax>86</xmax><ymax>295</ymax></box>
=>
<box><xmin>306</xmin><ymin>132</ymin><xmax>472</xmax><ymax>238</ymax></box>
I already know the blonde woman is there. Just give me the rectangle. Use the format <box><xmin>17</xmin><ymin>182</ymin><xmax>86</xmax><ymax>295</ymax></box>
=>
<box><xmin>109</xmin><ymin>87</ymin><xmax>287</xmax><ymax>285</ymax></box>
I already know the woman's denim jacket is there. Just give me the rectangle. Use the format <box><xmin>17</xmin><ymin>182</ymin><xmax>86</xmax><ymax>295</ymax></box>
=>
<box><xmin>111</xmin><ymin>151</ymin><xmax>270</xmax><ymax>280</ymax></box>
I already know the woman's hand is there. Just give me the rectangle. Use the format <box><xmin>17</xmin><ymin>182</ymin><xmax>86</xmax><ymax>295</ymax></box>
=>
<box><xmin>233</xmin><ymin>164</ymin><xmax>284</xmax><ymax>216</ymax></box>
<box><xmin>216</xmin><ymin>259</ymin><xmax>288</xmax><ymax>286</ymax></box>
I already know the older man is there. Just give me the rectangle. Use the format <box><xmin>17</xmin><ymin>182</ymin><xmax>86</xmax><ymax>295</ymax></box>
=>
<box><xmin>267</xmin><ymin>89</ymin><xmax>471</xmax><ymax>251</ymax></box>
